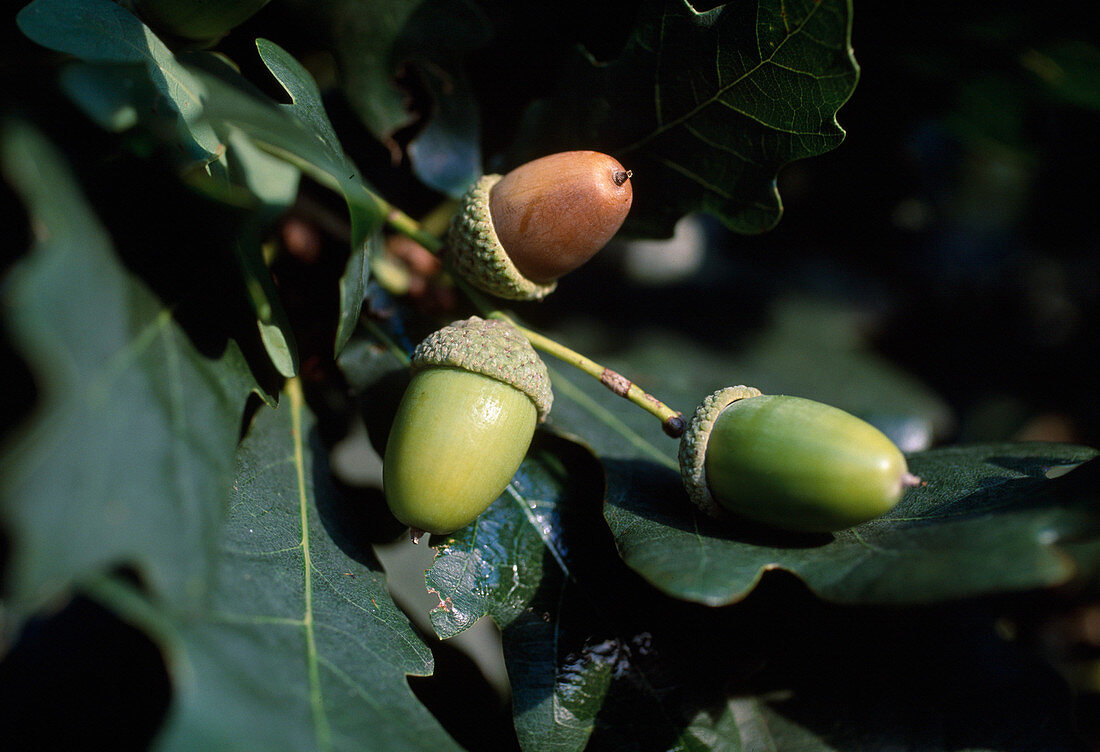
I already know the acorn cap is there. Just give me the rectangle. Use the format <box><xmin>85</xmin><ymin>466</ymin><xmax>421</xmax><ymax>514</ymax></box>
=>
<box><xmin>411</xmin><ymin>316</ymin><xmax>553</xmax><ymax>421</ymax></box>
<box><xmin>678</xmin><ymin>385</ymin><xmax>763</xmax><ymax>516</ymax></box>
<box><xmin>447</xmin><ymin>175</ymin><xmax>558</xmax><ymax>301</ymax></box>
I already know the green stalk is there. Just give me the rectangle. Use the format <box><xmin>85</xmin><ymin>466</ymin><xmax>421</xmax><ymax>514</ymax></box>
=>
<box><xmin>452</xmin><ymin>276</ymin><xmax>686</xmax><ymax>438</ymax></box>
<box><xmin>373</xmin><ymin>201</ymin><xmax>687</xmax><ymax>437</ymax></box>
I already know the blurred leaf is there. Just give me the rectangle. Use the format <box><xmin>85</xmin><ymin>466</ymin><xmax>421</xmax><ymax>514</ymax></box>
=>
<box><xmin>58</xmin><ymin>62</ymin><xmax>150</xmax><ymax>132</ymax></box>
<box><xmin>514</xmin><ymin>0</ymin><xmax>859</xmax><ymax>237</ymax></box>
<box><xmin>1024</xmin><ymin>40</ymin><xmax>1100</xmax><ymax>111</ymax></box>
<box><xmin>541</xmin><ymin>292</ymin><xmax>950</xmax><ymax>471</ymax></box>
<box><xmin>17</xmin><ymin>0</ymin><xmax>220</xmax><ymax>160</ymax></box>
<box><xmin>0</xmin><ymin>120</ymin><xmax>257</xmax><ymax>625</ymax></box>
<box><xmin>20</xmin><ymin>2</ymin><xmax>301</xmax><ymax>378</ymax></box>
<box><xmin>248</xmin><ymin>38</ymin><xmax>387</xmax><ymax>353</ymax></box>
<box><xmin>300</xmin><ymin>0</ymin><xmax>426</xmax><ymax>143</ymax></box>
<box><xmin>224</xmin><ymin>126</ymin><xmax>301</xmax><ymax>217</ymax></box>
<box><xmin>604</xmin><ymin>443</ymin><xmax>1099</xmax><ymax>607</ymax></box>
<box><xmin>223</xmin><ymin>130</ymin><xmax>301</xmax><ymax>377</ymax></box>
<box><xmin>722</xmin><ymin>296</ymin><xmax>955</xmax><ymax>447</ymax></box>
<box><xmin>233</xmin><ymin>230</ymin><xmax>300</xmax><ymax>379</ymax></box>
<box><xmin>406</xmin><ymin>60</ymin><xmax>483</xmax><ymax>197</ymax></box>
<box><xmin>131</xmin><ymin>0</ymin><xmax>271</xmax><ymax>44</ymax></box>
<box><xmin>299</xmin><ymin>0</ymin><xmax>489</xmax><ymax>195</ymax></box>
<box><xmin>85</xmin><ymin>383</ymin><xmax>461</xmax><ymax>752</ymax></box>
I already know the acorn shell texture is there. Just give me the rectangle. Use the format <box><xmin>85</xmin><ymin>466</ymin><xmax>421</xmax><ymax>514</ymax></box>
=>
<box><xmin>679</xmin><ymin>386</ymin><xmax>763</xmax><ymax>517</ymax></box>
<box><xmin>383</xmin><ymin>367</ymin><xmax>537</xmax><ymax>535</ymax></box>
<box><xmin>447</xmin><ymin>174</ymin><xmax>558</xmax><ymax>301</ymax></box>
<box><xmin>410</xmin><ymin>316</ymin><xmax>552</xmax><ymax>420</ymax></box>
<box><xmin>680</xmin><ymin>389</ymin><xmax>912</xmax><ymax>532</ymax></box>
<box><xmin>447</xmin><ymin>151</ymin><xmax>632</xmax><ymax>299</ymax></box>
<box><xmin>489</xmin><ymin>150</ymin><xmax>633</xmax><ymax>284</ymax></box>
<box><xmin>382</xmin><ymin>317</ymin><xmax>553</xmax><ymax>535</ymax></box>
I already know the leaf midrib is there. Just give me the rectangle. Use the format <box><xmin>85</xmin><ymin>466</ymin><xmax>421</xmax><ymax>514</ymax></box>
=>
<box><xmin>289</xmin><ymin>379</ymin><xmax>332</xmax><ymax>751</ymax></box>
<box><xmin>622</xmin><ymin>0</ymin><xmax>831</xmax><ymax>155</ymax></box>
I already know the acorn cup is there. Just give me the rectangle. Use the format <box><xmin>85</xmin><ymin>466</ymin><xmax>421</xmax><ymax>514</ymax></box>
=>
<box><xmin>679</xmin><ymin>387</ymin><xmax>920</xmax><ymax>533</ymax></box>
<box><xmin>382</xmin><ymin>317</ymin><xmax>553</xmax><ymax>537</ymax></box>
<box><xmin>448</xmin><ymin>151</ymin><xmax>633</xmax><ymax>300</ymax></box>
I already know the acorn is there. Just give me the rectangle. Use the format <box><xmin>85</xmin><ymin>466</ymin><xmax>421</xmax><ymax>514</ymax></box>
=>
<box><xmin>383</xmin><ymin>317</ymin><xmax>553</xmax><ymax>536</ymax></box>
<box><xmin>448</xmin><ymin>151</ymin><xmax>633</xmax><ymax>300</ymax></box>
<box><xmin>679</xmin><ymin>387</ymin><xmax>920</xmax><ymax>533</ymax></box>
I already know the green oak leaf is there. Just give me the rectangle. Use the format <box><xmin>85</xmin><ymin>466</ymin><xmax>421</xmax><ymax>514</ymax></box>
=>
<box><xmin>424</xmin><ymin>433</ymin><xmax>719</xmax><ymax>752</ymax></box>
<box><xmin>514</xmin><ymin>0</ymin><xmax>859</xmax><ymax>237</ymax></box>
<box><xmin>85</xmin><ymin>384</ymin><xmax>461</xmax><ymax>752</ymax></box>
<box><xmin>296</xmin><ymin>0</ymin><xmax>489</xmax><ymax>195</ymax></box>
<box><xmin>21</xmin><ymin>1</ymin><xmax>304</xmax><ymax>378</ymax></box>
<box><xmin>247</xmin><ymin>38</ymin><xmax>387</xmax><ymax>354</ymax></box>
<box><xmin>17</xmin><ymin>0</ymin><xmax>221</xmax><ymax>160</ymax></box>
<box><xmin>604</xmin><ymin>443</ymin><xmax>1099</xmax><ymax>606</ymax></box>
<box><xmin>0</xmin><ymin>120</ymin><xmax>257</xmax><ymax>626</ymax></box>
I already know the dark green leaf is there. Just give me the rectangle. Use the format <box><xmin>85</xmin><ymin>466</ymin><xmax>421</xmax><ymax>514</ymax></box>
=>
<box><xmin>297</xmin><ymin>0</ymin><xmax>425</xmax><ymax>143</ymax></box>
<box><xmin>1028</xmin><ymin>41</ymin><xmax>1100</xmax><ymax>110</ymax></box>
<box><xmin>605</xmin><ymin>443</ymin><xmax>1099</xmax><ymax>607</ymax></box>
<box><xmin>21</xmin><ymin>2</ymin><xmax>301</xmax><ymax>378</ymax></box>
<box><xmin>406</xmin><ymin>61</ymin><xmax>483</xmax><ymax>197</ymax></box>
<box><xmin>253</xmin><ymin>38</ymin><xmax>386</xmax><ymax>353</ymax></box>
<box><xmin>420</xmin><ymin>429</ymin><xmax>1088</xmax><ymax>751</ymax></box>
<box><xmin>58</xmin><ymin>62</ymin><xmax>151</xmax><ymax>133</ymax></box>
<box><xmin>296</xmin><ymin>0</ymin><xmax>489</xmax><ymax>195</ymax></box>
<box><xmin>223</xmin><ymin>131</ymin><xmax>301</xmax><ymax>377</ymax></box>
<box><xmin>0</xmin><ymin>120</ymin><xmax>256</xmax><ymax>624</ymax></box>
<box><xmin>17</xmin><ymin>0</ymin><xmax>221</xmax><ymax>160</ymax></box>
<box><xmin>515</xmin><ymin>0</ymin><xmax>859</xmax><ymax>236</ymax></box>
<box><xmin>83</xmin><ymin>384</ymin><xmax>461</xmax><ymax>751</ymax></box>
<box><xmin>425</xmin><ymin>433</ymin><xmax>716</xmax><ymax>752</ymax></box>
<box><xmin>168</xmin><ymin>39</ymin><xmax>386</xmax><ymax>355</ymax></box>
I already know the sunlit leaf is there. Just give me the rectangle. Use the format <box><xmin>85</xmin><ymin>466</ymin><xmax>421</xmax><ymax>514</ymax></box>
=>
<box><xmin>17</xmin><ymin>0</ymin><xmax>220</xmax><ymax>160</ymax></box>
<box><xmin>605</xmin><ymin>443</ymin><xmax>1099</xmax><ymax>606</ymax></box>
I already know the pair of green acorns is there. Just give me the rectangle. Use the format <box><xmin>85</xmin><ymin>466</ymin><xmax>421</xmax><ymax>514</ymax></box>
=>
<box><xmin>384</xmin><ymin>152</ymin><xmax>918</xmax><ymax>537</ymax></box>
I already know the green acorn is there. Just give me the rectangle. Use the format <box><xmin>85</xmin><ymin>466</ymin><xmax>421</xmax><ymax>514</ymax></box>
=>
<box><xmin>448</xmin><ymin>151</ymin><xmax>633</xmax><ymax>300</ymax></box>
<box><xmin>383</xmin><ymin>317</ymin><xmax>552</xmax><ymax>536</ymax></box>
<box><xmin>679</xmin><ymin>387</ymin><xmax>919</xmax><ymax>533</ymax></box>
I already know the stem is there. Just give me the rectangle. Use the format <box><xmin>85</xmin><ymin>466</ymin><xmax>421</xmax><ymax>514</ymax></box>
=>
<box><xmin>385</xmin><ymin>207</ymin><xmax>445</xmax><ymax>254</ymax></box>
<box><xmin>381</xmin><ymin>211</ymin><xmax>687</xmax><ymax>439</ymax></box>
<box><xmin>501</xmin><ymin>314</ymin><xmax>686</xmax><ymax>438</ymax></box>
<box><xmin>451</xmin><ymin>277</ymin><xmax>685</xmax><ymax>436</ymax></box>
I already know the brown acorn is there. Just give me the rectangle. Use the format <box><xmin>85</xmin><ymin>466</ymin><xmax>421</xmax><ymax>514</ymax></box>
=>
<box><xmin>448</xmin><ymin>151</ymin><xmax>633</xmax><ymax>300</ymax></box>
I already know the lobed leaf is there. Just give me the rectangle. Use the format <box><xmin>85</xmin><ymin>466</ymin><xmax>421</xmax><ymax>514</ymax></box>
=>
<box><xmin>21</xmin><ymin>0</ymin><xmax>304</xmax><ymax>377</ymax></box>
<box><xmin>145</xmin><ymin>383</ymin><xmax>461</xmax><ymax>752</ymax></box>
<box><xmin>17</xmin><ymin>0</ymin><xmax>221</xmax><ymax>159</ymax></box>
<box><xmin>418</xmin><ymin>428</ymin><xmax>1090</xmax><ymax>751</ymax></box>
<box><xmin>514</xmin><ymin>0</ymin><xmax>859</xmax><ymax>237</ymax></box>
<box><xmin>289</xmin><ymin>0</ymin><xmax>489</xmax><ymax>196</ymax></box>
<box><xmin>251</xmin><ymin>38</ymin><xmax>386</xmax><ymax>354</ymax></box>
<box><xmin>424</xmin><ymin>434</ymin><xmax>721</xmax><ymax>752</ymax></box>
<box><xmin>605</xmin><ymin>443</ymin><xmax>1100</xmax><ymax>607</ymax></box>
<box><xmin>0</xmin><ymin>120</ymin><xmax>257</xmax><ymax>626</ymax></box>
